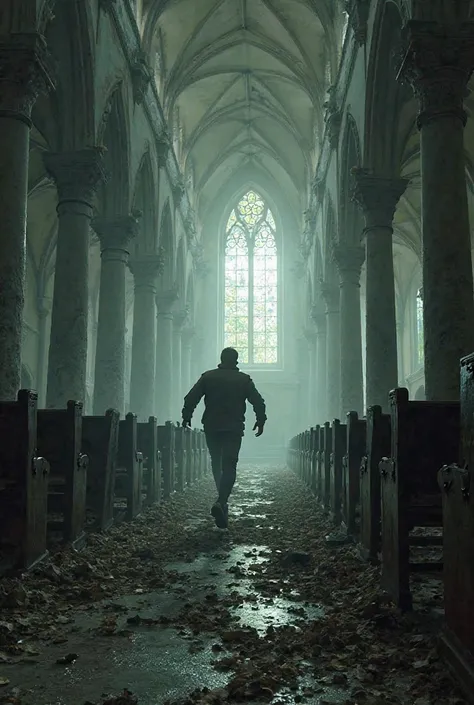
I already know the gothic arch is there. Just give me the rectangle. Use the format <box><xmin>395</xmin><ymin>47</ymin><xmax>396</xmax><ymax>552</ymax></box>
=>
<box><xmin>97</xmin><ymin>82</ymin><xmax>130</xmax><ymax>216</ymax></box>
<box><xmin>44</xmin><ymin>0</ymin><xmax>95</xmax><ymax>148</ymax></box>
<box><xmin>159</xmin><ymin>199</ymin><xmax>174</xmax><ymax>289</ymax></box>
<box><xmin>132</xmin><ymin>149</ymin><xmax>157</xmax><ymax>254</ymax></box>
<box><xmin>340</xmin><ymin>113</ymin><xmax>364</xmax><ymax>244</ymax></box>
<box><xmin>364</xmin><ymin>1</ymin><xmax>415</xmax><ymax>174</ymax></box>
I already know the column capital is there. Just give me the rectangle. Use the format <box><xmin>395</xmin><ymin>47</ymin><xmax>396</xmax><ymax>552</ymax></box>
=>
<box><xmin>156</xmin><ymin>134</ymin><xmax>170</xmax><ymax>169</ymax></box>
<box><xmin>174</xmin><ymin>306</ymin><xmax>190</xmax><ymax>329</ymax></box>
<box><xmin>398</xmin><ymin>21</ymin><xmax>474</xmax><ymax>128</ymax></box>
<box><xmin>352</xmin><ymin>170</ymin><xmax>408</xmax><ymax>229</ymax></box>
<box><xmin>131</xmin><ymin>51</ymin><xmax>152</xmax><ymax>105</ymax></box>
<box><xmin>345</xmin><ymin>0</ymin><xmax>370</xmax><ymax>45</ymax></box>
<box><xmin>172</xmin><ymin>180</ymin><xmax>185</xmax><ymax>207</ymax></box>
<box><xmin>319</xmin><ymin>280</ymin><xmax>340</xmax><ymax>313</ymax></box>
<box><xmin>156</xmin><ymin>286</ymin><xmax>179</xmax><ymax>314</ymax></box>
<box><xmin>0</xmin><ymin>33</ymin><xmax>54</xmax><ymax>124</ymax></box>
<box><xmin>43</xmin><ymin>147</ymin><xmax>107</xmax><ymax>208</ymax></box>
<box><xmin>333</xmin><ymin>244</ymin><xmax>365</xmax><ymax>282</ymax></box>
<box><xmin>91</xmin><ymin>212</ymin><xmax>140</xmax><ymax>253</ymax></box>
<box><xmin>129</xmin><ymin>252</ymin><xmax>165</xmax><ymax>290</ymax></box>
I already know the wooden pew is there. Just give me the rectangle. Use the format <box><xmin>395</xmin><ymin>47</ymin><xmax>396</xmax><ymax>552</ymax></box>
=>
<box><xmin>317</xmin><ymin>422</ymin><xmax>331</xmax><ymax>511</ymax></box>
<box><xmin>37</xmin><ymin>400</ymin><xmax>88</xmax><ymax>548</ymax></box>
<box><xmin>310</xmin><ymin>426</ymin><xmax>320</xmax><ymax>496</ymax></box>
<box><xmin>115</xmin><ymin>413</ymin><xmax>143</xmax><ymax>521</ymax></box>
<box><xmin>83</xmin><ymin>409</ymin><xmax>120</xmax><ymax>532</ymax></box>
<box><xmin>158</xmin><ymin>421</ymin><xmax>175</xmax><ymax>499</ymax></box>
<box><xmin>379</xmin><ymin>388</ymin><xmax>459</xmax><ymax>610</ymax></box>
<box><xmin>185</xmin><ymin>427</ymin><xmax>193</xmax><ymax>486</ymax></box>
<box><xmin>359</xmin><ymin>405</ymin><xmax>390</xmax><ymax>563</ymax></box>
<box><xmin>137</xmin><ymin>417</ymin><xmax>161</xmax><ymax>505</ymax></box>
<box><xmin>315</xmin><ymin>426</ymin><xmax>325</xmax><ymax>501</ymax></box>
<box><xmin>329</xmin><ymin>419</ymin><xmax>346</xmax><ymax>525</ymax></box>
<box><xmin>342</xmin><ymin>412</ymin><xmax>366</xmax><ymax>539</ymax></box>
<box><xmin>174</xmin><ymin>424</ymin><xmax>186</xmax><ymax>492</ymax></box>
<box><xmin>437</xmin><ymin>353</ymin><xmax>474</xmax><ymax>701</ymax></box>
<box><xmin>0</xmin><ymin>390</ymin><xmax>49</xmax><ymax>571</ymax></box>
<box><xmin>195</xmin><ymin>430</ymin><xmax>203</xmax><ymax>479</ymax></box>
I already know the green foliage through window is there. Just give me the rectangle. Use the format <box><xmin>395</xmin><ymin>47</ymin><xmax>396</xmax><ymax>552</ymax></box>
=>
<box><xmin>224</xmin><ymin>190</ymin><xmax>278</xmax><ymax>365</ymax></box>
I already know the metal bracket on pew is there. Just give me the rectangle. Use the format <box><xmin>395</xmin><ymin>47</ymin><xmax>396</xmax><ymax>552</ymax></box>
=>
<box><xmin>360</xmin><ymin>455</ymin><xmax>368</xmax><ymax>477</ymax></box>
<box><xmin>379</xmin><ymin>457</ymin><xmax>395</xmax><ymax>481</ymax></box>
<box><xmin>33</xmin><ymin>455</ymin><xmax>50</xmax><ymax>477</ymax></box>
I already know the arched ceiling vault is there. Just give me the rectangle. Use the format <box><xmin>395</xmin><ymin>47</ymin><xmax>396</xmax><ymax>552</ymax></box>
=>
<box><xmin>143</xmin><ymin>0</ymin><xmax>340</xmax><ymax>221</ymax></box>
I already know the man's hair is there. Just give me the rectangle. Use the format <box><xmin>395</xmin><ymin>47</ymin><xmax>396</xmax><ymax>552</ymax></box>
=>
<box><xmin>220</xmin><ymin>347</ymin><xmax>239</xmax><ymax>366</ymax></box>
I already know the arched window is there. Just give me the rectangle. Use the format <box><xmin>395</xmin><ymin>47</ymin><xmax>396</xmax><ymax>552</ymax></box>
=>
<box><xmin>416</xmin><ymin>287</ymin><xmax>424</xmax><ymax>366</ymax></box>
<box><xmin>224</xmin><ymin>190</ymin><xmax>278</xmax><ymax>365</ymax></box>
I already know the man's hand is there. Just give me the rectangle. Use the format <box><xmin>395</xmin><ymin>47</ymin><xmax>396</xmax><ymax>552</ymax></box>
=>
<box><xmin>253</xmin><ymin>422</ymin><xmax>264</xmax><ymax>437</ymax></box>
<box><xmin>182</xmin><ymin>419</ymin><xmax>191</xmax><ymax>429</ymax></box>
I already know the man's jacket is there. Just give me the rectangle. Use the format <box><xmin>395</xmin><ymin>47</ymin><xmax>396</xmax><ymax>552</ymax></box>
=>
<box><xmin>182</xmin><ymin>364</ymin><xmax>267</xmax><ymax>435</ymax></box>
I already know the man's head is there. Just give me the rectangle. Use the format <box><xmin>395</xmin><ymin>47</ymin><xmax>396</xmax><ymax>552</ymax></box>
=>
<box><xmin>220</xmin><ymin>347</ymin><xmax>239</xmax><ymax>368</ymax></box>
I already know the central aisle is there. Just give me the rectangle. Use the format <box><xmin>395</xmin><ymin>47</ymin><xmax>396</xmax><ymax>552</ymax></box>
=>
<box><xmin>0</xmin><ymin>466</ymin><xmax>462</xmax><ymax>705</ymax></box>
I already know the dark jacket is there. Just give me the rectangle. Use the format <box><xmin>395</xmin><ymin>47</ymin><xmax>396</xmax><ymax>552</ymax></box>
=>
<box><xmin>182</xmin><ymin>364</ymin><xmax>267</xmax><ymax>435</ymax></box>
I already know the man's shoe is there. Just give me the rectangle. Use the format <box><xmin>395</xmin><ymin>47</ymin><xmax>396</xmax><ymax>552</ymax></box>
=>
<box><xmin>211</xmin><ymin>501</ymin><xmax>227</xmax><ymax>529</ymax></box>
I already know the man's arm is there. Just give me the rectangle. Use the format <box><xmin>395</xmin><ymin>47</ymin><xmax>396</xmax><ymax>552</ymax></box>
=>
<box><xmin>246</xmin><ymin>378</ymin><xmax>267</xmax><ymax>430</ymax></box>
<box><xmin>182</xmin><ymin>376</ymin><xmax>205</xmax><ymax>425</ymax></box>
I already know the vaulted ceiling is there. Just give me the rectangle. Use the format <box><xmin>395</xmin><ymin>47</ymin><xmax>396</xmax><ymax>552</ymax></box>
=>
<box><xmin>143</xmin><ymin>0</ymin><xmax>344</xmax><ymax>220</ymax></box>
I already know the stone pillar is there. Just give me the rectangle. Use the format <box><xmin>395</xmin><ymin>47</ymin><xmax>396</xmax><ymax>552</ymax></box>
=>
<box><xmin>91</xmin><ymin>215</ymin><xmax>139</xmax><ymax>415</ymax></box>
<box><xmin>129</xmin><ymin>255</ymin><xmax>163</xmax><ymax>420</ymax></box>
<box><xmin>44</xmin><ymin>148</ymin><xmax>105</xmax><ymax>408</ymax></box>
<box><xmin>155</xmin><ymin>289</ymin><xmax>178</xmax><ymax>423</ymax></box>
<box><xmin>36</xmin><ymin>296</ymin><xmax>51</xmax><ymax>406</ymax></box>
<box><xmin>181</xmin><ymin>327</ymin><xmax>195</xmax><ymax>399</ymax></box>
<box><xmin>353</xmin><ymin>173</ymin><xmax>407</xmax><ymax>410</ymax></box>
<box><xmin>334</xmin><ymin>245</ymin><xmax>365</xmax><ymax>416</ymax></box>
<box><xmin>0</xmin><ymin>35</ymin><xmax>52</xmax><ymax>400</ymax></box>
<box><xmin>173</xmin><ymin>309</ymin><xmax>188</xmax><ymax>418</ymax></box>
<box><xmin>399</xmin><ymin>22</ymin><xmax>474</xmax><ymax>400</ymax></box>
<box><xmin>311</xmin><ymin>308</ymin><xmax>328</xmax><ymax>424</ymax></box>
<box><xmin>303</xmin><ymin>327</ymin><xmax>316</xmax><ymax>425</ymax></box>
<box><xmin>320</xmin><ymin>282</ymin><xmax>341</xmax><ymax>421</ymax></box>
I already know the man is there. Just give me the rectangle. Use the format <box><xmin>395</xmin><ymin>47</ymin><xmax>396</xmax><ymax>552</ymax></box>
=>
<box><xmin>182</xmin><ymin>347</ymin><xmax>266</xmax><ymax>529</ymax></box>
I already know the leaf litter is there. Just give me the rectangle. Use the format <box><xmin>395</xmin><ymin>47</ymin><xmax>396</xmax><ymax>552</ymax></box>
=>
<box><xmin>0</xmin><ymin>465</ymin><xmax>467</xmax><ymax>705</ymax></box>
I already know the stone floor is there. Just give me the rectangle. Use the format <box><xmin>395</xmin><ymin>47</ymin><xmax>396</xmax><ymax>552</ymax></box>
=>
<box><xmin>0</xmin><ymin>466</ymin><xmax>467</xmax><ymax>705</ymax></box>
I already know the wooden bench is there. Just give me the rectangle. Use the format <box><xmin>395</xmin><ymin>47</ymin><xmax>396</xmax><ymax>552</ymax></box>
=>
<box><xmin>315</xmin><ymin>426</ymin><xmax>325</xmax><ymax>502</ymax></box>
<box><xmin>379</xmin><ymin>388</ymin><xmax>459</xmax><ymax>610</ymax></box>
<box><xmin>329</xmin><ymin>419</ymin><xmax>346</xmax><ymax>525</ymax></box>
<box><xmin>37</xmin><ymin>400</ymin><xmax>88</xmax><ymax>548</ymax></box>
<box><xmin>137</xmin><ymin>417</ymin><xmax>161</xmax><ymax>505</ymax></box>
<box><xmin>359</xmin><ymin>404</ymin><xmax>390</xmax><ymax>563</ymax></box>
<box><xmin>0</xmin><ymin>390</ymin><xmax>49</xmax><ymax>571</ymax></box>
<box><xmin>310</xmin><ymin>426</ymin><xmax>320</xmax><ymax>496</ymax></box>
<box><xmin>174</xmin><ymin>424</ymin><xmax>186</xmax><ymax>492</ymax></box>
<box><xmin>320</xmin><ymin>422</ymin><xmax>332</xmax><ymax>512</ymax></box>
<box><xmin>158</xmin><ymin>421</ymin><xmax>175</xmax><ymax>499</ymax></box>
<box><xmin>437</xmin><ymin>353</ymin><xmax>474</xmax><ymax>702</ymax></box>
<box><xmin>342</xmin><ymin>412</ymin><xmax>366</xmax><ymax>538</ymax></box>
<box><xmin>83</xmin><ymin>409</ymin><xmax>120</xmax><ymax>532</ymax></box>
<box><xmin>116</xmin><ymin>413</ymin><xmax>143</xmax><ymax>521</ymax></box>
<box><xmin>185</xmin><ymin>427</ymin><xmax>193</xmax><ymax>486</ymax></box>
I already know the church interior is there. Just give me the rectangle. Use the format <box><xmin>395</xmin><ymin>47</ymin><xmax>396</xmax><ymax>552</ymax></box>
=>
<box><xmin>1</xmin><ymin>0</ymin><xmax>474</xmax><ymax>703</ymax></box>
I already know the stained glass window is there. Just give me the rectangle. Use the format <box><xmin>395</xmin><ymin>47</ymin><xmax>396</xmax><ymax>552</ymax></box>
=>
<box><xmin>416</xmin><ymin>288</ymin><xmax>424</xmax><ymax>366</ymax></box>
<box><xmin>224</xmin><ymin>190</ymin><xmax>278</xmax><ymax>365</ymax></box>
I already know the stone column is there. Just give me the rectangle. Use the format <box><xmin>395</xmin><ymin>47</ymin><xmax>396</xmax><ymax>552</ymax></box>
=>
<box><xmin>181</xmin><ymin>327</ymin><xmax>195</xmax><ymax>399</ymax></box>
<box><xmin>334</xmin><ymin>245</ymin><xmax>365</xmax><ymax>416</ymax></box>
<box><xmin>129</xmin><ymin>254</ymin><xmax>163</xmax><ymax>420</ymax></box>
<box><xmin>303</xmin><ymin>327</ymin><xmax>316</xmax><ymax>425</ymax></box>
<box><xmin>155</xmin><ymin>289</ymin><xmax>178</xmax><ymax>423</ymax></box>
<box><xmin>353</xmin><ymin>173</ymin><xmax>407</xmax><ymax>410</ymax></box>
<box><xmin>173</xmin><ymin>309</ymin><xmax>188</xmax><ymax>418</ymax></box>
<box><xmin>311</xmin><ymin>307</ymin><xmax>328</xmax><ymax>424</ymax></box>
<box><xmin>320</xmin><ymin>282</ymin><xmax>341</xmax><ymax>421</ymax></box>
<box><xmin>36</xmin><ymin>296</ymin><xmax>51</xmax><ymax>406</ymax></box>
<box><xmin>91</xmin><ymin>215</ymin><xmax>139</xmax><ymax>415</ymax></box>
<box><xmin>44</xmin><ymin>148</ymin><xmax>105</xmax><ymax>408</ymax></box>
<box><xmin>0</xmin><ymin>35</ymin><xmax>52</xmax><ymax>400</ymax></box>
<box><xmin>399</xmin><ymin>22</ymin><xmax>474</xmax><ymax>400</ymax></box>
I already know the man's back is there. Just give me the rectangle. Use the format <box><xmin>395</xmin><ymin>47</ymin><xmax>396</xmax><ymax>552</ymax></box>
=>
<box><xmin>182</xmin><ymin>365</ymin><xmax>266</xmax><ymax>435</ymax></box>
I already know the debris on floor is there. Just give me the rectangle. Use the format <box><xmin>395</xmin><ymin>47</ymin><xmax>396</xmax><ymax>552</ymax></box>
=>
<box><xmin>0</xmin><ymin>466</ymin><xmax>466</xmax><ymax>705</ymax></box>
